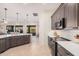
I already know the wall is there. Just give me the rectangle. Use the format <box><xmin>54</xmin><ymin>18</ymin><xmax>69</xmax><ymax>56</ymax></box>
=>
<box><xmin>38</xmin><ymin>4</ymin><xmax>60</xmax><ymax>44</ymax></box>
<box><xmin>39</xmin><ymin>11</ymin><xmax>52</xmax><ymax>44</ymax></box>
<box><xmin>61</xmin><ymin>30</ymin><xmax>79</xmax><ymax>41</ymax></box>
<box><xmin>49</xmin><ymin>30</ymin><xmax>79</xmax><ymax>41</ymax></box>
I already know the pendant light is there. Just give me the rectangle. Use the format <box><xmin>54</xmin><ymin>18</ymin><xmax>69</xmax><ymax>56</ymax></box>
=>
<box><xmin>3</xmin><ymin>8</ymin><xmax>8</xmax><ymax>23</ymax></box>
<box><xmin>16</xmin><ymin>12</ymin><xmax>19</xmax><ymax>25</ymax></box>
<box><xmin>26</xmin><ymin>14</ymin><xmax>28</xmax><ymax>24</ymax></box>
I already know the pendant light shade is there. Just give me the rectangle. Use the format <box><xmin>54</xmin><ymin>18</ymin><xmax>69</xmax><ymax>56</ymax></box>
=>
<box><xmin>16</xmin><ymin>12</ymin><xmax>19</xmax><ymax>25</ymax></box>
<box><xmin>3</xmin><ymin>8</ymin><xmax>8</xmax><ymax>24</ymax></box>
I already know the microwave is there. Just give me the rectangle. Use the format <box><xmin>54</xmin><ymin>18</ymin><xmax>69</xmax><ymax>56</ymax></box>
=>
<box><xmin>55</xmin><ymin>18</ymin><xmax>65</xmax><ymax>30</ymax></box>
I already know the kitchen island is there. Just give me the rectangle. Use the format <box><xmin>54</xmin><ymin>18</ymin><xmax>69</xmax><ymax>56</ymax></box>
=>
<box><xmin>0</xmin><ymin>34</ymin><xmax>31</xmax><ymax>54</ymax></box>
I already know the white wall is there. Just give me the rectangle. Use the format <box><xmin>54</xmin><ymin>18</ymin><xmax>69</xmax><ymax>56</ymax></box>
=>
<box><xmin>39</xmin><ymin>11</ymin><xmax>52</xmax><ymax>44</ymax></box>
<box><xmin>54</xmin><ymin>30</ymin><xmax>79</xmax><ymax>41</ymax></box>
<box><xmin>49</xmin><ymin>28</ymin><xmax>79</xmax><ymax>41</ymax></box>
<box><xmin>38</xmin><ymin>4</ymin><xmax>60</xmax><ymax>44</ymax></box>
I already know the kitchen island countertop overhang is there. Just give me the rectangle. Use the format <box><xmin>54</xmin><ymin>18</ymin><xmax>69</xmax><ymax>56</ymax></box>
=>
<box><xmin>0</xmin><ymin>34</ymin><xmax>32</xmax><ymax>39</ymax></box>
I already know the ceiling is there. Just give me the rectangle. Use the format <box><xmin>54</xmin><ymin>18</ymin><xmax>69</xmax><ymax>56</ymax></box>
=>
<box><xmin>0</xmin><ymin>3</ymin><xmax>60</xmax><ymax>24</ymax></box>
<box><xmin>0</xmin><ymin>3</ymin><xmax>60</xmax><ymax>12</ymax></box>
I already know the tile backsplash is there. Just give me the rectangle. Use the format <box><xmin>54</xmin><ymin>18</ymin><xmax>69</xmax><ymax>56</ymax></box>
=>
<box><xmin>53</xmin><ymin>30</ymin><xmax>79</xmax><ymax>40</ymax></box>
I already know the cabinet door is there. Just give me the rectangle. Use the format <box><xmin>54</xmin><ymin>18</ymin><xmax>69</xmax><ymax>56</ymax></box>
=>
<box><xmin>77</xmin><ymin>4</ymin><xmax>79</xmax><ymax>26</ymax></box>
<box><xmin>25</xmin><ymin>35</ymin><xmax>30</xmax><ymax>44</ymax></box>
<box><xmin>51</xmin><ymin>15</ymin><xmax>56</xmax><ymax>29</ymax></box>
<box><xmin>16</xmin><ymin>36</ymin><xmax>25</xmax><ymax>45</ymax></box>
<box><xmin>10</xmin><ymin>36</ymin><xmax>17</xmax><ymax>47</ymax></box>
<box><xmin>51</xmin><ymin>4</ymin><xmax>65</xmax><ymax>30</ymax></box>
<box><xmin>57</xmin><ymin>44</ymin><xmax>73</xmax><ymax>56</ymax></box>
<box><xmin>64</xmin><ymin>3</ymin><xmax>77</xmax><ymax>28</ymax></box>
<box><xmin>48</xmin><ymin>37</ymin><xmax>57</xmax><ymax>56</ymax></box>
<box><xmin>0</xmin><ymin>38</ymin><xmax>6</xmax><ymax>53</ymax></box>
<box><xmin>59</xmin><ymin>4</ymin><xmax>65</xmax><ymax>20</ymax></box>
<box><xmin>5</xmin><ymin>37</ymin><xmax>10</xmax><ymax>50</ymax></box>
<box><xmin>13</xmin><ymin>36</ymin><xmax>24</xmax><ymax>46</ymax></box>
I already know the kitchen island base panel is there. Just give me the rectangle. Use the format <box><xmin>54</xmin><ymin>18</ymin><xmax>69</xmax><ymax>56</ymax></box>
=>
<box><xmin>0</xmin><ymin>34</ymin><xmax>30</xmax><ymax>54</ymax></box>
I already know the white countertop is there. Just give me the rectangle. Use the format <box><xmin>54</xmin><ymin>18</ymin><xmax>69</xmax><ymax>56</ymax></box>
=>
<box><xmin>48</xmin><ymin>30</ymin><xmax>58</xmax><ymax>37</ymax></box>
<box><xmin>57</xmin><ymin>41</ymin><xmax>79</xmax><ymax>56</ymax></box>
<box><xmin>48</xmin><ymin>30</ymin><xmax>63</xmax><ymax>38</ymax></box>
<box><xmin>0</xmin><ymin>33</ymin><xmax>31</xmax><ymax>39</ymax></box>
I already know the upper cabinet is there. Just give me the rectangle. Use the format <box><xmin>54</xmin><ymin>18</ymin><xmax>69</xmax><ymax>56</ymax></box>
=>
<box><xmin>64</xmin><ymin>3</ymin><xmax>77</xmax><ymax>29</ymax></box>
<box><xmin>77</xmin><ymin>4</ymin><xmax>79</xmax><ymax>26</ymax></box>
<box><xmin>51</xmin><ymin>4</ymin><xmax>65</xmax><ymax>30</ymax></box>
<box><xmin>51</xmin><ymin>3</ymin><xmax>79</xmax><ymax>30</ymax></box>
<box><xmin>51</xmin><ymin>12</ymin><xmax>56</xmax><ymax>29</ymax></box>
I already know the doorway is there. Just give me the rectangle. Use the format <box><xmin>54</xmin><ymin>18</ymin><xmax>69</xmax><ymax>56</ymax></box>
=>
<box><xmin>27</xmin><ymin>25</ymin><xmax>36</xmax><ymax>36</ymax></box>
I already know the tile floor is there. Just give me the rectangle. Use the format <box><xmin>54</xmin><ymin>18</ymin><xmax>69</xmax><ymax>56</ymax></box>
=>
<box><xmin>0</xmin><ymin>36</ymin><xmax>51</xmax><ymax>56</ymax></box>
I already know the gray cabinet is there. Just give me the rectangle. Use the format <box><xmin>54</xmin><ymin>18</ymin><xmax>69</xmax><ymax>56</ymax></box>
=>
<box><xmin>10</xmin><ymin>36</ymin><xmax>18</xmax><ymax>47</ymax></box>
<box><xmin>51</xmin><ymin>3</ymin><xmax>79</xmax><ymax>30</ymax></box>
<box><xmin>57</xmin><ymin>44</ymin><xmax>73</xmax><ymax>56</ymax></box>
<box><xmin>10</xmin><ymin>35</ymin><xmax>30</xmax><ymax>48</ymax></box>
<box><xmin>51</xmin><ymin>15</ymin><xmax>56</xmax><ymax>29</ymax></box>
<box><xmin>51</xmin><ymin>4</ymin><xmax>65</xmax><ymax>30</ymax></box>
<box><xmin>0</xmin><ymin>35</ymin><xmax>30</xmax><ymax>54</ymax></box>
<box><xmin>5</xmin><ymin>37</ymin><xmax>10</xmax><ymax>50</ymax></box>
<box><xmin>16</xmin><ymin>35</ymin><xmax>30</xmax><ymax>46</ymax></box>
<box><xmin>15</xmin><ymin>36</ymin><xmax>24</xmax><ymax>46</ymax></box>
<box><xmin>0</xmin><ymin>38</ymin><xmax>6</xmax><ymax>53</ymax></box>
<box><xmin>48</xmin><ymin>36</ymin><xmax>71</xmax><ymax>56</ymax></box>
<box><xmin>64</xmin><ymin>3</ymin><xmax>77</xmax><ymax>29</ymax></box>
<box><xmin>48</xmin><ymin>36</ymin><xmax>57</xmax><ymax>56</ymax></box>
<box><xmin>24</xmin><ymin>35</ymin><xmax>30</xmax><ymax>44</ymax></box>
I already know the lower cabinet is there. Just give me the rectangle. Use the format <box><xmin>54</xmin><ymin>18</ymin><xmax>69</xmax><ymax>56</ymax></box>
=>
<box><xmin>48</xmin><ymin>36</ymin><xmax>57</xmax><ymax>56</ymax></box>
<box><xmin>17</xmin><ymin>36</ymin><xmax>25</xmax><ymax>45</ymax></box>
<box><xmin>10</xmin><ymin>36</ymin><xmax>18</xmax><ymax>47</ymax></box>
<box><xmin>23</xmin><ymin>35</ymin><xmax>30</xmax><ymax>44</ymax></box>
<box><xmin>57</xmin><ymin>44</ymin><xmax>73</xmax><ymax>56</ymax></box>
<box><xmin>48</xmin><ymin>36</ymin><xmax>73</xmax><ymax>56</ymax></box>
<box><xmin>10</xmin><ymin>35</ymin><xmax>30</xmax><ymax>48</ymax></box>
<box><xmin>5</xmin><ymin>37</ymin><xmax>10</xmax><ymax>50</ymax></box>
<box><xmin>0</xmin><ymin>38</ymin><xmax>6</xmax><ymax>53</ymax></box>
<box><xmin>0</xmin><ymin>35</ymin><xmax>30</xmax><ymax>54</ymax></box>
